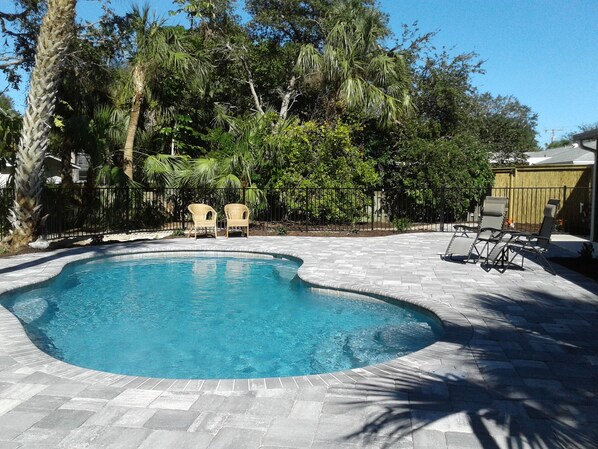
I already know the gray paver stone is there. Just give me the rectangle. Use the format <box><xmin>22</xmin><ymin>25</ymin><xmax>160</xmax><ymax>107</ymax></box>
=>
<box><xmin>86</xmin><ymin>426</ymin><xmax>152</xmax><ymax>449</ymax></box>
<box><xmin>412</xmin><ymin>429</ymin><xmax>447</xmax><ymax>449</ymax></box>
<box><xmin>143</xmin><ymin>409</ymin><xmax>200</xmax><ymax>431</ymax></box>
<box><xmin>33</xmin><ymin>409</ymin><xmax>94</xmax><ymax>430</ymax></box>
<box><xmin>137</xmin><ymin>429</ymin><xmax>214</xmax><ymax>449</ymax></box>
<box><xmin>262</xmin><ymin>418</ymin><xmax>318</xmax><ymax>447</ymax></box>
<box><xmin>206</xmin><ymin>427</ymin><xmax>264</xmax><ymax>449</ymax></box>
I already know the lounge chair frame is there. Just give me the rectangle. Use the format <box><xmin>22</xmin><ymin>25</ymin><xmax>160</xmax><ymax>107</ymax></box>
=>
<box><xmin>444</xmin><ymin>196</ymin><xmax>509</xmax><ymax>263</ymax></box>
<box><xmin>483</xmin><ymin>199</ymin><xmax>560</xmax><ymax>274</ymax></box>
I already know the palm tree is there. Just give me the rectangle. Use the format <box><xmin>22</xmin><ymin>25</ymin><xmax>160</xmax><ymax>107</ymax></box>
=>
<box><xmin>119</xmin><ymin>4</ymin><xmax>206</xmax><ymax>181</ymax></box>
<box><xmin>142</xmin><ymin>110</ymin><xmax>273</xmax><ymax>207</ymax></box>
<box><xmin>295</xmin><ymin>1</ymin><xmax>411</xmax><ymax>127</ymax></box>
<box><xmin>8</xmin><ymin>0</ymin><xmax>76</xmax><ymax>249</ymax></box>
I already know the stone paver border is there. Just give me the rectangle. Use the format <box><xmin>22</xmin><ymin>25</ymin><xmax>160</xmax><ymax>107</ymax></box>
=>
<box><xmin>0</xmin><ymin>241</ymin><xmax>470</xmax><ymax>391</ymax></box>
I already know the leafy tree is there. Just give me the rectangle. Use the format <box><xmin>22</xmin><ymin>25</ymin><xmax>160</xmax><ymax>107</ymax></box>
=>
<box><xmin>411</xmin><ymin>50</ymin><xmax>484</xmax><ymax>137</ymax></box>
<box><xmin>246</xmin><ymin>0</ymin><xmax>331</xmax><ymax>45</ymax></box>
<box><xmin>472</xmin><ymin>93</ymin><xmax>538</xmax><ymax>166</ymax></box>
<box><xmin>75</xmin><ymin>105</ymin><xmax>129</xmax><ymax>187</ymax></box>
<box><xmin>143</xmin><ymin>110</ymin><xmax>276</xmax><ymax>193</ymax></box>
<box><xmin>116</xmin><ymin>4</ymin><xmax>206</xmax><ymax>180</ymax></box>
<box><xmin>0</xmin><ymin>94</ymin><xmax>21</xmax><ymax>167</ymax></box>
<box><xmin>546</xmin><ymin>138</ymin><xmax>571</xmax><ymax>149</ymax></box>
<box><xmin>8</xmin><ymin>0</ymin><xmax>76</xmax><ymax>249</ymax></box>
<box><xmin>295</xmin><ymin>1</ymin><xmax>411</xmax><ymax>127</ymax></box>
<box><xmin>383</xmin><ymin>134</ymin><xmax>494</xmax><ymax>221</ymax></box>
<box><xmin>265</xmin><ymin>119</ymin><xmax>379</xmax><ymax>222</ymax></box>
<box><xmin>268</xmin><ymin>119</ymin><xmax>379</xmax><ymax>188</ymax></box>
<box><xmin>0</xmin><ymin>0</ymin><xmax>45</xmax><ymax>88</ymax></box>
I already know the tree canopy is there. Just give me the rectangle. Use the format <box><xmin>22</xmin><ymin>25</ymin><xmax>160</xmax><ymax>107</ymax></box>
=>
<box><xmin>1</xmin><ymin>0</ymin><xmax>541</xmax><ymax>215</ymax></box>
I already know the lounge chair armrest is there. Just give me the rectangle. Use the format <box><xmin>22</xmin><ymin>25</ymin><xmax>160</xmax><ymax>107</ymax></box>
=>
<box><xmin>479</xmin><ymin>226</ymin><xmax>504</xmax><ymax>233</ymax></box>
<box><xmin>478</xmin><ymin>227</ymin><xmax>509</xmax><ymax>240</ymax></box>
<box><xmin>505</xmin><ymin>231</ymin><xmax>536</xmax><ymax>241</ymax></box>
<box><xmin>453</xmin><ymin>224</ymin><xmax>478</xmax><ymax>232</ymax></box>
<box><xmin>507</xmin><ymin>231</ymin><xmax>548</xmax><ymax>244</ymax></box>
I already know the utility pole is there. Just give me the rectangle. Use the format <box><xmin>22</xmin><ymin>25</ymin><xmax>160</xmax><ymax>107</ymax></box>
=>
<box><xmin>544</xmin><ymin>128</ymin><xmax>564</xmax><ymax>144</ymax></box>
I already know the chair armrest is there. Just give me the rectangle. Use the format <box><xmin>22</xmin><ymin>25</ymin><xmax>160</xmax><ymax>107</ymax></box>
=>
<box><xmin>479</xmin><ymin>227</ymin><xmax>504</xmax><ymax>233</ymax></box>
<box><xmin>507</xmin><ymin>231</ymin><xmax>548</xmax><ymax>245</ymax></box>
<box><xmin>453</xmin><ymin>224</ymin><xmax>478</xmax><ymax>232</ymax></box>
<box><xmin>478</xmin><ymin>227</ymin><xmax>509</xmax><ymax>241</ymax></box>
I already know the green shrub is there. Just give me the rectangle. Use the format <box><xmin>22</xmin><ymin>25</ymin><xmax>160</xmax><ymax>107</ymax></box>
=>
<box><xmin>267</xmin><ymin>120</ymin><xmax>379</xmax><ymax>224</ymax></box>
<box><xmin>393</xmin><ymin>217</ymin><xmax>412</xmax><ymax>232</ymax></box>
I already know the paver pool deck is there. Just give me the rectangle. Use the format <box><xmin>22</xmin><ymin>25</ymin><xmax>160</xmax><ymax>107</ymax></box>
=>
<box><xmin>0</xmin><ymin>233</ymin><xmax>596</xmax><ymax>449</ymax></box>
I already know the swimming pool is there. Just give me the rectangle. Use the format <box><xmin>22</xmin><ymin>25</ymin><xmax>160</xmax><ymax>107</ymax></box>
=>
<box><xmin>0</xmin><ymin>253</ymin><xmax>442</xmax><ymax>379</ymax></box>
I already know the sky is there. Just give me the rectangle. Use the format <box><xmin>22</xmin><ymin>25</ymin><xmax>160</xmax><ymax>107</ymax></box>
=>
<box><xmin>3</xmin><ymin>0</ymin><xmax>597</xmax><ymax>147</ymax></box>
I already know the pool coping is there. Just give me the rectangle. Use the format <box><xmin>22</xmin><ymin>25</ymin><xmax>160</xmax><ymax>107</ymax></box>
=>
<box><xmin>0</xmin><ymin>239</ymin><xmax>472</xmax><ymax>392</ymax></box>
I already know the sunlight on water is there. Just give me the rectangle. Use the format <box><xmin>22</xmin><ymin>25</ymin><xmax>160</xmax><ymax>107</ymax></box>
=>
<box><xmin>1</xmin><ymin>254</ymin><xmax>442</xmax><ymax>379</ymax></box>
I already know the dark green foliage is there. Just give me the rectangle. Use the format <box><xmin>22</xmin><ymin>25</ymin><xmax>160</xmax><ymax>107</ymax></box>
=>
<box><xmin>473</xmin><ymin>94</ymin><xmax>539</xmax><ymax>166</ymax></box>
<box><xmin>266</xmin><ymin>120</ymin><xmax>379</xmax><ymax>223</ymax></box>
<box><xmin>3</xmin><ymin>0</ymin><xmax>542</xmax><ymax>227</ymax></box>
<box><xmin>0</xmin><ymin>0</ymin><xmax>45</xmax><ymax>88</ymax></box>
<box><xmin>546</xmin><ymin>138</ymin><xmax>571</xmax><ymax>149</ymax></box>
<box><xmin>268</xmin><ymin>120</ymin><xmax>379</xmax><ymax>190</ymax></box>
<box><xmin>383</xmin><ymin>134</ymin><xmax>494</xmax><ymax>222</ymax></box>
<box><xmin>0</xmin><ymin>94</ymin><xmax>21</xmax><ymax>167</ymax></box>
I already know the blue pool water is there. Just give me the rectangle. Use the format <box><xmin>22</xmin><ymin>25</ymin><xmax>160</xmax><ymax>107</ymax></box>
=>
<box><xmin>1</xmin><ymin>254</ymin><xmax>442</xmax><ymax>379</ymax></box>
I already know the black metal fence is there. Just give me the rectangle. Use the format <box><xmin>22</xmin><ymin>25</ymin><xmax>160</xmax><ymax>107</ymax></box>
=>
<box><xmin>0</xmin><ymin>185</ymin><xmax>592</xmax><ymax>239</ymax></box>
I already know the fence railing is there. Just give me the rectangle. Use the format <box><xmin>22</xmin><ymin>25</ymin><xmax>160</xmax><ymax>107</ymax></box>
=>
<box><xmin>0</xmin><ymin>185</ymin><xmax>592</xmax><ymax>239</ymax></box>
<box><xmin>491</xmin><ymin>186</ymin><xmax>592</xmax><ymax>234</ymax></box>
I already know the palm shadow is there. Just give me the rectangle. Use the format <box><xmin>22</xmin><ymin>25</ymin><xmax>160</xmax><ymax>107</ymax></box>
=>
<box><xmin>0</xmin><ymin>239</ymin><xmax>177</xmax><ymax>275</ymax></box>
<box><xmin>338</xmin><ymin>288</ymin><xmax>598</xmax><ymax>448</ymax></box>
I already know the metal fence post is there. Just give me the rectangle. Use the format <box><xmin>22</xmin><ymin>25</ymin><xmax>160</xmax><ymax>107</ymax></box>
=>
<box><xmin>305</xmin><ymin>187</ymin><xmax>309</xmax><ymax>232</ymax></box>
<box><xmin>180</xmin><ymin>188</ymin><xmax>185</xmax><ymax>232</ymax></box>
<box><xmin>439</xmin><ymin>186</ymin><xmax>446</xmax><ymax>232</ymax></box>
<box><xmin>371</xmin><ymin>189</ymin><xmax>375</xmax><ymax>231</ymax></box>
<box><xmin>125</xmin><ymin>187</ymin><xmax>130</xmax><ymax>234</ymax></box>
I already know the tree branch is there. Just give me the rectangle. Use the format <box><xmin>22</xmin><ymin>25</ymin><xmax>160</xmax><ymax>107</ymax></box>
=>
<box><xmin>226</xmin><ymin>42</ymin><xmax>264</xmax><ymax>115</ymax></box>
<box><xmin>278</xmin><ymin>75</ymin><xmax>298</xmax><ymax>121</ymax></box>
<box><xmin>0</xmin><ymin>56</ymin><xmax>25</xmax><ymax>69</ymax></box>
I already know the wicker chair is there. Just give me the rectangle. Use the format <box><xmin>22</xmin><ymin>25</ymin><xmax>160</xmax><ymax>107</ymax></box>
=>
<box><xmin>187</xmin><ymin>204</ymin><xmax>218</xmax><ymax>238</ymax></box>
<box><xmin>224</xmin><ymin>203</ymin><xmax>250</xmax><ymax>238</ymax></box>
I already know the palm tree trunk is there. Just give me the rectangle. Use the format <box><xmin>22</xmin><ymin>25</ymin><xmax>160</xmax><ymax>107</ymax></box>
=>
<box><xmin>123</xmin><ymin>65</ymin><xmax>145</xmax><ymax>180</ymax></box>
<box><xmin>8</xmin><ymin>0</ymin><xmax>76</xmax><ymax>249</ymax></box>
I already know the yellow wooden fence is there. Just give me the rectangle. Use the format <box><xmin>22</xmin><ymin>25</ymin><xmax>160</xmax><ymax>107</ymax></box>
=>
<box><xmin>492</xmin><ymin>165</ymin><xmax>592</xmax><ymax>233</ymax></box>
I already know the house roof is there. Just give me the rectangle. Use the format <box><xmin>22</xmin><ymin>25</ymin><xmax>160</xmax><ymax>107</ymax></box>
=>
<box><xmin>573</xmin><ymin>129</ymin><xmax>598</xmax><ymax>151</ymax></box>
<box><xmin>3</xmin><ymin>155</ymin><xmax>81</xmax><ymax>170</ymax></box>
<box><xmin>525</xmin><ymin>144</ymin><xmax>594</xmax><ymax>165</ymax></box>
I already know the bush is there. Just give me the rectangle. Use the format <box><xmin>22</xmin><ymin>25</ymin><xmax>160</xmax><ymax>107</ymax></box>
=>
<box><xmin>383</xmin><ymin>134</ymin><xmax>493</xmax><ymax>223</ymax></box>
<box><xmin>267</xmin><ymin>120</ymin><xmax>379</xmax><ymax>224</ymax></box>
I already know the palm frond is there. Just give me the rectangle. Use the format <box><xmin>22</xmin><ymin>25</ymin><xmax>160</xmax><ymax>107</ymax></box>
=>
<box><xmin>214</xmin><ymin>173</ymin><xmax>241</xmax><ymax>189</ymax></box>
<box><xmin>295</xmin><ymin>44</ymin><xmax>322</xmax><ymax>77</ymax></box>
